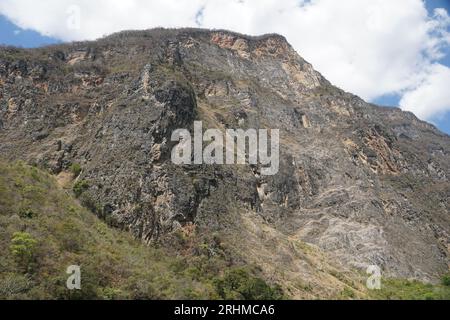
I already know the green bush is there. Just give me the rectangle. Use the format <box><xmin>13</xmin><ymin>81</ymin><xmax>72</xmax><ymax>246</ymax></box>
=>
<box><xmin>73</xmin><ymin>180</ymin><xmax>89</xmax><ymax>197</ymax></box>
<box><xmin>442</xmin><ymin>273</ymin><xmax>450</xmax><ymax>286</ymax></box>
<box><xmin>10</xmin><ymin>232</ymin><xmax>37</xmax><ymax>272</ymax></box>
<box><xmin>213</xmin><ymin>267</ymin><xmax>283</xmax><ymax>300</ymax></box>
<box><xmin>18</xmin><ymin>208</ymin><xmax>36</xmax><ymax>219</ymax></box>
<box><xmin>99</xmin><ymin>287</ymin><xmax>126</xmax><ymax>300</ymax></box>
<box><xmin>69</xmin><ymin>163</ymin><xmax>82</xmax><ymax>177</ymax></box>
<box><xmin>340</xmin><ymin>287</ymin><xmax>356</xmax><ymax>299</ymax></box>
<box><xmin>79</xmin><ymin>193</ymin><xmax>103</xmax><ymax>216</ymax></box>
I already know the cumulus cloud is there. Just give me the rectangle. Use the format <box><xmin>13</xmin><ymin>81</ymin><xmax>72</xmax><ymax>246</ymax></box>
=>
<box><xmin>0</xmin><ymin>0</ymin><xmax>205</xmax><ymax>40</ymax></box>
<box><xmin>0</xmin><ymin>0</ymin><xmax>449</xmax><ymax>121</ymax></box>
<box><xmin>400</xmin><ymin>63</ymin><xmax>450</xmax><ymax>120</ymax></box>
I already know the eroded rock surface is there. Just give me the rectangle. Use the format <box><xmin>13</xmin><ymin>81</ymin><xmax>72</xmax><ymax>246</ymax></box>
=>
<box><xmin>0</xmin><ymin>29</ymin><xmax>448</xmax><ymax>288</ymax></box>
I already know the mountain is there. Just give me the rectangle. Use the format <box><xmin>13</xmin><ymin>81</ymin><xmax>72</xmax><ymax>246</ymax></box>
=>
<box><xmin>0</xmin><ymin>28</ymin><xmax>449</xmax><ymax>299</ymax></box>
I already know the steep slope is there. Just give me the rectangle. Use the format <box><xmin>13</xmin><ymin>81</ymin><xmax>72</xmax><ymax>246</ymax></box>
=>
<box><xmin>0</xmin><ymin>161</ymin><xmax>284</xmax><ymax>299</ymax></box>
<box><xmin>0</xmin><ymin>28</ymin><xmax>449</xmax><ymax>296</ymax></box>
<box><xmin>1</xmin><ymin>163</ymin><xmax>448</xmax><ymax>299</ymax></box>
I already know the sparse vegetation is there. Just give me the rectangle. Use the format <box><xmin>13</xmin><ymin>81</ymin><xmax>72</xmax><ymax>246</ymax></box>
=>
<box><xmin>0</xmin><ymin>161</ymin><xmax>282</xmax><ymax>299</ymax></box>
<box><xmin>213</xmin><ymin>267</ymin><xmax>284</xmax><ymax>300</ymax></box>
<box><xmin>369</xmin><ymin>278</ymin><xmax>450</xmax><ymax>300</ymax></box>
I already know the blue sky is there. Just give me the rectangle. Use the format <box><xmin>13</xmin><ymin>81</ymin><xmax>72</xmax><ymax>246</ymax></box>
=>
<box><xmin>0</xmin><ymin>0</ymin><xmax>449</xmax><ymax>135</ymax></box>
<box><xmin>0</xmin><ymin>14</ymin><xmax>59</xmax><ymax>47</ymax></box>
<box><xmin>373</xmin><ymin>0</ymin><xmax>450</xmax><ymax>135</ymax></box>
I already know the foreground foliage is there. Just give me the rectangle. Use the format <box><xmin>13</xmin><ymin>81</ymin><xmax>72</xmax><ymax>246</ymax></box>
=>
<box><xmin>0</xmin><ymin>161</ymin><xmax>282</xmax><ymax>300</ymax></box>
<box><xmin>369</xmin><ymin>278</ymin><xmax>450</xmax><ymax>300</ymax></box>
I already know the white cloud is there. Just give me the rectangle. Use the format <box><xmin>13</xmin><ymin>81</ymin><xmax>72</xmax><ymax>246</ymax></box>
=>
<box><xmin>0</xmin><ymin>0</ymin><xmax>205</xmax><ymax>40</ymax></box>
<box><xmin>400</xmin><ymin>63</ymin><xmax>450</xmax><ymax>120</ymax></box>
<box><xmin>0</xmin><ymin>0</ymin><xmax>449</xmax><ymax>121</ymax></box>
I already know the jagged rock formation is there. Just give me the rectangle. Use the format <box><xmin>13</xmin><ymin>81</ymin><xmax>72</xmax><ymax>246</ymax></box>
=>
<box><xmin>0</xmin><ymin>28</ymin><xmax>449</xmax><ymax>295</ymax></box>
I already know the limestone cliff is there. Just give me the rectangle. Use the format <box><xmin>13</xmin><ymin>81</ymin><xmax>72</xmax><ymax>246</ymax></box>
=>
<box><xmin>1</xmin><ymin>28</ymin><xmax>449</xmax><ymax>298</ymax></box>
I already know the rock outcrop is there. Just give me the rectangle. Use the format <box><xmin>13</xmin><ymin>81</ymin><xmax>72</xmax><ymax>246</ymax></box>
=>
<box><xmin>0</xmin><ymin>28</ymin><xmax>449</xmax><ymax>293</ymax></box>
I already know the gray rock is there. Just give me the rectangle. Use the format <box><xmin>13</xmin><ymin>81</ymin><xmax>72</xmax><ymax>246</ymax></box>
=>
<box><xmin>0</xmin><ymin>28</ymin><xmax>448</xmax><ymax>283</ymax></box>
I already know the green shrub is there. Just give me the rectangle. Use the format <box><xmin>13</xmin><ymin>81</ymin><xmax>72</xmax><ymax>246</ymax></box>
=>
<box><xmin>340</xmin><ymin>287</ymin><xmax>356</xmax><ymax>299</ymax></box>
<box><xmin>73</xmin><ymin>180</ymin><xmax>89</xmax><ymax>197</ymax></box>
<box><xmin>78</xmin><ymin>193</ymin><xmax>104</xmax><ymax>218</ymax></box>
<box><xmin>100</xmin><ymin>287</ymin><xmax>126</xmax><ymax>300</ymax></box>
<box><xmin>213</xmin><ymin>267</ymin><xmax>283</xmax><ymax>300</ymax></box>
<box><xmin>10</xmin><ymin>232</ymin><xmax>37</xmax><ymax>272</ymax></box>
<box><xmin>69</xmin><ymin>163</ymin><xmax>82</xmax><ymax>177</ymax></box>
<box><xmin>423</xmin><ymin>292</ymin><xmax>435</xmax><ymax>300</ymax></box>
<box><xmin>442</xmin><ymin>273</ymin><xmax>450</xmax><ymax>286</ymax></box>
<box><xmin>18</xmin><ymin>208</ymin><xmax>36</xmax><ymax>219</ymax></box>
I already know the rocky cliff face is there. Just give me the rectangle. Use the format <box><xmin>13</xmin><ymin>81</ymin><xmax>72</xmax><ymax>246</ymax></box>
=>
<box><xmin>0</xmin><ymin>28</ymin><xmax>449</xmax><ymax>296</ymax></box>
